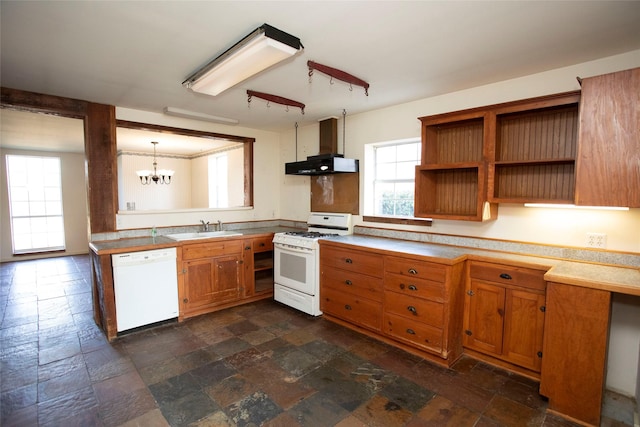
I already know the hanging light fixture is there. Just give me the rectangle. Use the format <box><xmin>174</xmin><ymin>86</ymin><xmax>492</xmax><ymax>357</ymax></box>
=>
<box><xmin>183</xmin><ymin>24</ymin><xmax>303</xmax><ymax>97</ymax></box>
<box><xmin>136</xmin><ymin>141</ymin><xmax>174</xmax><ymax>185</ymax></box>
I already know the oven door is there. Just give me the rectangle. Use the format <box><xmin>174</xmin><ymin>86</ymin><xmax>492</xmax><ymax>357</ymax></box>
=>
<box><xmin>273</xmin><ymin>242</ymin><xmax>317</xmax><ymax>295</ymax></box>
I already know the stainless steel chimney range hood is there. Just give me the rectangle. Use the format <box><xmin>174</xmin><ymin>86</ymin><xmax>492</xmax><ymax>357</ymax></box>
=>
<box><xmin>285</xmin><ymin>116</ymin><xmax>359</xmax><ymax>176</ymax></box>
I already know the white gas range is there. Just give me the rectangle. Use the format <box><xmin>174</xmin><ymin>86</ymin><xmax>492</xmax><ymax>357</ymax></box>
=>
<box><xmin>273</xmin><ymin>212</ymin><xmax>353</xmax><ymax>316</ymax></box>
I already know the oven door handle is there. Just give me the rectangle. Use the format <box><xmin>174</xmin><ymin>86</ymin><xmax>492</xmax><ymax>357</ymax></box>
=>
<box><xmin>274</xmin><ymin>242</ymin><xmax>314</xmax><ymax>254</ymax></box>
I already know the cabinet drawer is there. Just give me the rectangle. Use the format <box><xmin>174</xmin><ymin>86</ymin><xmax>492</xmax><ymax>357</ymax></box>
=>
<box><xmin>384</xmin><ymin>273</ymin><xmax>444</xmax><ymax>302</ymax></box>
<box><xmin>183</xmin><ymin>240</ymin><xmax>243</xmax><ymax>260</ymax></box>
<box><xmin>321</xmin><ymin>287</ymin><xmax>382</xmax><ymax>332</ymax></box>
<box><xmin>470</xmin><ymin>261</ymin><xmax>545</xmax><ymax>291</ymax></box>
<box><xmin>384</xmin><ymin>313</ymin><xmax>443</xmax><ymax>354</ymax></box>
<box><xmin>321</xmin><ymin>247</ymin><xmax>383</xmax><ymax>277</ymax></box>
<box><xmin>322</xmin><ymin>268</ymin><xmax>383</xmax><ymax>302</ymax></box>
<box><xmin>385</xmin><ymin>256</ymin><xmax>446</xmax><ymax>283</ymax></box>
<box><xmin>252</xmin><ymin>236</ymin><xmax>273</xmax><ymax>253</ymax></box>
<box><xmin>384</xmin><ymin>291</ymin><xmax>444</xmax><ymax>328</ymax></box>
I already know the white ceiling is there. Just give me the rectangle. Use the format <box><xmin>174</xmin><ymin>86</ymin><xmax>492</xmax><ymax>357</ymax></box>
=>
<box><xmin>1</xmin><ymin>1</ymin><xmax>640</xmax><ymax>151</ymax></box>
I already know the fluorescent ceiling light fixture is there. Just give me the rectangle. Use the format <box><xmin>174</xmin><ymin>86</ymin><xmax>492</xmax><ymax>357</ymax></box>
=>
<box><xmin>163</xmin><ymin>107</ymin><xmax>239</xmax><ymax>125</ymax></box>
<box><xmin>182</xmin><ymin>24</ymin><xmax>303</xmax><ymax>96</ymax></box>
<box><xmin>524</xmin><ymin>203</ymin><xmax>629</xmax><ymax>211</ymax></box>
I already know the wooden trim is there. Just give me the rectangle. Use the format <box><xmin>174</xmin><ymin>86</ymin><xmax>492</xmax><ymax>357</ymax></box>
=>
<box><xmin>363</xmin><ymin>215</ymin><xmax>432</xmax><ymax>226</ymax></box>
<box><xmin>418</xmin><ymin>91</ymin><xmax>581</xmax><ymax>123</ymax></box>
<box><xmin>116</xmin><ymin>120</ymin><xmax>255</xmax><ymax>144</ymax></box>
<box><xmin>85</xmin><ymin>103</ymin><xmax>118</xmax><ymax>233</ymax></box>
<box><xmin>1</xmin><ymin>86</ymin><xmax>88</xmax><ymax>118</ymax></box>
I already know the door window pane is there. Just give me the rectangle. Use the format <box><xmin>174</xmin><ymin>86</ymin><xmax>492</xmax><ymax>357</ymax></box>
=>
<box><xmin>6</xmin><ymin>155</ymin><xmax>66</xmax><ymax>254</ymax></box>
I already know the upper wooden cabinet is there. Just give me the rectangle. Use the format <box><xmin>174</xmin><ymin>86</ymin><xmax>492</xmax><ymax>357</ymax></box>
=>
<box><xmin>490</xmin><ymin>93</ymin><xmax>580</xmax><ymax>204</ymax></box>
<box><xmin>415</xmin><ymin>110</ymin><xmax>496</xmax><ymax>221</ymax></box>
<box><xmin>416</xmin><ymin>92</ymin><xmax>580</xmax><ymax>220</ymax></box>
<box><xmin>575</xmin><ymin>67</ymin><xmax>640</xmax><ymax>208</ymax></box>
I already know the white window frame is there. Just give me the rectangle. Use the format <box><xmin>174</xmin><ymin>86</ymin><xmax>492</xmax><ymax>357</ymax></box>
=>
<box><xmin>5</xmin><ymin>154</ymin><xmax>66</xmax><ymax>254</ymax></box>
<box><xmin>364</xmin><ymin>138</ymin><xmax>422</xmax><ymax>219</ymax></box>
<box><xmin>208</xmin><ymin>152</ymin><xmax>229</xmax><ymax>208</ymax></box>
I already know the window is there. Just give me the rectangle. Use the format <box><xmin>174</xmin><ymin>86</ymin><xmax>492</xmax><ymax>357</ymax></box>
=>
<box><xmin>5</xmin><ymin>155</ymin><xmax>65</xmax><ymax>254</ymax></box>
<box><xmin>365</xmin><ymin>139</ymin><xmax>421</xmax><ymax>217</ymax></box>
<box><xmin>208</xmin><ymin>152</ymin><xmax>229</xmax><ymax>208</ymax></box>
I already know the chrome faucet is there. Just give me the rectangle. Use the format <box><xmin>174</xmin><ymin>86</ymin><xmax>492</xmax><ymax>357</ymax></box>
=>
<box><xmin>217</xmin><ymin>220</ymin><xmax>223</xmax><ymax>231</ymax></box>
<box><xmin>200</xmin><ymin>220</ymin><xmax>210</xmax><ymax>232</ymax></box>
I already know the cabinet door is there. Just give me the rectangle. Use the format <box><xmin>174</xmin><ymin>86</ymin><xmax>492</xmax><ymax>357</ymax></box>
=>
<box><xmin>213</xmin><ymin>255</ymin><xmax>242</xmax><ymax>303</ymax></box>
<box><xmin>575</xmin><ymin>67</ymin><xmax>640</xmax><ymax>207</ymax></box>
<box><xmin>183</xmin><ymin>255</ymin><xmax>241</xmax><ymax>311</ymax></box>
<box><xmin>540</xmin><ymin>282</ymin><xmax>611</xmax><ymax>426</ymax></box>
<box><xmin>183</xmin><ymin>258</ymin><xmax>217</xmax><ymax>310</ymax></box>
<box><xmin>464</xmin><ymin>280</ymin><xmax>505</xmax><ymax>355</ymax></box>
<box><xmin>502</xmin><ymin>288</ymin><xmax>545</xmax><ymax>372</ymax></box>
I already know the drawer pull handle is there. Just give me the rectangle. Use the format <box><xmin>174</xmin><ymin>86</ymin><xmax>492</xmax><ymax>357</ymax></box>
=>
<box><xmin>345</xmin><ymin>280</ymin><xmax>353</xmax><ymax>286</ymax></box>
<box><xmin>406</xmin><ymin>328</ymin><xmax>416</xmax><ymax>335</ymax></box>
<box><xmin>408</xmin><ymin>268</ymin><xmax>418</xmax><ymax>275</ymax></box>
<box><xmin>345</xmin><ymin>304</ymin><xmax>352</xmax><ymax>310</ymax></box>
<box><xmin>345</xmin><ymin>258</ymin><xmax>353</xmax><ymax>264</ymax></box>
<box><xmin>499</xmin><ymin>273</ymin><xmax>512</xmax><ymax>280</ymax></box>
<box><xmin>408</xmin><ymin>285</ymin><xmax>418</xmax><ymax>291</ymax></box>
<box><xmin>407</xmin><ymin>306</ymin><xmax>417</xmax><ymax>315</ymax></box>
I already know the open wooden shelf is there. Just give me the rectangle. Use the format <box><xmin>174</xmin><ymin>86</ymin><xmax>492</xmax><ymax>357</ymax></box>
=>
<box><xmin>417</xmin><ymin>110</ymin><xmax>495</xmax><ymax>221</ymax></box>
<box><xmin>490</xmin><ymin>102</ymin><xmax>579</xmax><ymax>203</ymax></box>
<box><xmin>415</xmin><ymin>166</ymin><xmax>483</xmax><ymax>219</ymax></box>
<box><xmin>416</xmin><ymin>92</ymin><xmax>581</xmax><ymax>221</ymax></box>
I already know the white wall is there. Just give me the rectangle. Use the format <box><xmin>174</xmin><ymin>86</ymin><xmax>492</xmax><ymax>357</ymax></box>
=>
<box><xmin>279</xmin><ymin>50</ymin><xmax>640</xmax><ymax>398</ymax></box>
<box><xmin>118</xmin><ymin>153</ymin><xmax>192</xmax><ymax>210</ymax></box>
<box><xmin>0</xmin><ymin>148</ymin><xmax>89</xmax><ymax>262</ymax></box>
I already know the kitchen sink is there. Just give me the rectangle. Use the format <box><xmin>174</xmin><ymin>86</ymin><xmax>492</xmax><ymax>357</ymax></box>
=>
<box><xmin>165</xmin><ymin>231</ymin><xmax>243</xmax><ymax>241</ymax></box>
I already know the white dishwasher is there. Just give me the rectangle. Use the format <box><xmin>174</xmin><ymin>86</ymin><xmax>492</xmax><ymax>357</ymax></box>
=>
<box><xmin>111</xmin><ymin>247</ymin><xmax>179</xmax><ymax>332</ymax></box>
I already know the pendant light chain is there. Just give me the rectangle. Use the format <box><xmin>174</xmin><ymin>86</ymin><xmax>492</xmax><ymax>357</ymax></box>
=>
<box><xmin>342</xmin><ymin>109</ymin><xmax>347</xmax><ymax>155</ymax></box>
<box><xmin>295</xmin><ymin>122</ymin><xmax>299</xmax><ymax>162</ymax></box>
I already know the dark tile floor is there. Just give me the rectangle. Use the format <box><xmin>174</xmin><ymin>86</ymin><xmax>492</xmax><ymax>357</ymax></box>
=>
<box><xmin>1</xmin><ymin>255</ymin><xmax>636</xmax><ymax>427</ymax></box>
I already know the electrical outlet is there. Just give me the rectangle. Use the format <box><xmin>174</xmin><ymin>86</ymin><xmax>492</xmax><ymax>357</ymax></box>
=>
<box><xmin>586</xmin><ymin>232</ymin><xmax>607</xmax><ymax>249</ymax></box>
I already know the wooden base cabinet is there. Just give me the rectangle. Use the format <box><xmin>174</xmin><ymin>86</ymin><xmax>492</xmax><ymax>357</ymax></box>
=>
<box><xmin>179</xmin><ymin>240</ymin><xmax>244</xmax><ymax>319</ymax></box>
<box><xmin>320</xmin><ymin>245</ymin><xmax>384</xmax><ymax>332</ymax></box>
<box><xmin>463</xmin><ymin>261</ymin><xmax>546</xmax><ymax>374</ymax></box>
<box><xmin>539</xmin><ymin>282</ymin><xmax>611</xmax><ymax>427</ymax></box>
<box><xmin>320</xmin><ymin>241</ymin><xmax>465</xmax><ymax>366</ymax></box>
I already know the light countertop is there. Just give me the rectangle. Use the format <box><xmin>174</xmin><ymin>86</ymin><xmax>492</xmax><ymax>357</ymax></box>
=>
<box><xmin>321</xmin><ymin>235</ymin><xmax>640</xmax><ymax>297</ymax></box>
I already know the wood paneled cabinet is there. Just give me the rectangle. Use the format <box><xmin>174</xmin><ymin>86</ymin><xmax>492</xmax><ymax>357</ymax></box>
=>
<box><xmin>320</xmin><ymin>245</ymin><xmax>384</xmax><ymax>332</ymax></box>
<box><xmin>416</xmin><ymin>92</ymin><xmax>581</xmax><ymax>220</ymax></box>
<box><xmin>540</xmin><ymin>282</ymin><xmax>611</xmax><ymax>426</ymax></box>
<box><xmin>415</xmin><ymin>111</ymin><xmax>496</xmax><ymax>221</ymax></box>
<box><xmin>490</xmin><ymin>94</ymin><xmax>580</xmax><ymax>204</ymax></box>
<box><xmin>320</xmin><ymin>241</ymin><xmax>465</xmax><ymax>366</ymax></box>
<box><xmin>179</xmin><ymin>239</ymin><xmax>244</xmax><ymax>319</ymax></box>
<box><xmin>463</xmin><ymin>261</ymin><xmax>546</xmax><ymax>373</ymax></box>
<box><xmin>384</xmin><ymin>255</ymin><xmax>453</xmax><ymax>357</ymax></box>
<box><xmin>575</xmin><ymin>67</ymin><xmax>640</xmax><ymax>208</ymax></box>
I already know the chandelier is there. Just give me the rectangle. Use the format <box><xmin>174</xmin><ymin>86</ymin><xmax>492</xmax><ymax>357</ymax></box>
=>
<box><xmin>136</xmin><ymin>141</ymin><xmax>174</xmax><ymax>185</ymax></box>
